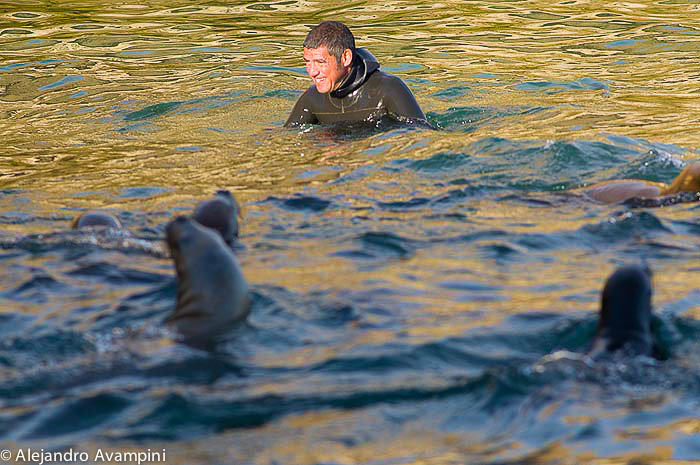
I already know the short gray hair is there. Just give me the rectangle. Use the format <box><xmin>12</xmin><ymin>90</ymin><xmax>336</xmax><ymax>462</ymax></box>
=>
<box><xmin>303</xmin><ymin>21</ymin><xmax>355</xmax><ymax>63</ymax></box>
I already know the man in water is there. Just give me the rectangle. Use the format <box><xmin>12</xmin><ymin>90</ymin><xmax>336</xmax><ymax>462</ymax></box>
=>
<box><xmin>285</xmin><ymin>21</ymin><xmax>428</xmax><ymax>127</ymax></box>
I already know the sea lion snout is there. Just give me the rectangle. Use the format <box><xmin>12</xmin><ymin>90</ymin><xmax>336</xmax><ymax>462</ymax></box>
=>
<box><xmin>590</xmin><ymin>264</ymin><xmax>655</xmax><ymax>357</ymax></box>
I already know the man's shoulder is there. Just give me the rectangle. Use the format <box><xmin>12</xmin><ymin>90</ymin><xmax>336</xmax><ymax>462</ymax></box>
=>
<box><xmin>369</xmin><ymin>69</ymin><xmax>402</xmax><ymax>83</ymax></box>
<box><xmin>366</xmin><ymin>70</ymin><xmax>411</xmax><ymax>93</ymax></box>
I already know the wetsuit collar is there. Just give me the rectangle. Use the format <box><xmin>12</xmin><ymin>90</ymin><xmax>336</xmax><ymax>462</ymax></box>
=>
<box><xmin>330</xmin><ymin>48</ymin><xmax>380</xmax><ymax>99</ymax></box>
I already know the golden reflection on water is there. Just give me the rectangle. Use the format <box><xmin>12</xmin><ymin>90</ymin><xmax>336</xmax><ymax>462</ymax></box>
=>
<box><xmin>3</xmin><ymin>0</ymin><xmax>700</xmax><ymax>167</ymax></box>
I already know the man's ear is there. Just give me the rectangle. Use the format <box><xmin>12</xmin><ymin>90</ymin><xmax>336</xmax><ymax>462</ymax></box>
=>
<box><xmin>341</xmin><ymin>48</ymin><xmax>353</xmax><ymax>67</ymax></box>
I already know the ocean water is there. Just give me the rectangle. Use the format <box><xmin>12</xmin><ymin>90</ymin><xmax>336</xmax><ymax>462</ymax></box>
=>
<box><xmin>2</xmin><ymin>1</ymin><xmax>700</xmax><ymax>464</ymax></box>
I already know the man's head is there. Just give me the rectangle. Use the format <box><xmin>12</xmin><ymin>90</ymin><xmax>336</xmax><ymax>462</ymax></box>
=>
<box><xmin>303</xmin><ymin>21</ymin><xmax>355</xmax><ymax>94</ymax></box>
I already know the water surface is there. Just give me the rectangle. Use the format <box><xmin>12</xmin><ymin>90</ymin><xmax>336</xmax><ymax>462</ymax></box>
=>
<box><xmin>2</xmin><ymin>1</ymin><xmax>700</xmax><ymax>464</ymax></box>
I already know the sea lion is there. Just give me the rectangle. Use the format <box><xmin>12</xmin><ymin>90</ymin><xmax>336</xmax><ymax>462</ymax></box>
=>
<box><xmin>71</xmin><ymin>212</ymin><xmax>122</xmax><ymax>230</ymax></box>
<box><xmin>588</xmin><ymin>265</ymin><xmax>655</xmax><ymax>358</ymax></box>
<box><xmin>192</xmin><ymin>190</ymin><xmax>241</xmax><ymax>247</ymax></box>
<box><xmin>165</xmin><ymin>216</ymin><xmax>250</xmax><ymax>345</ymax></box>
<box><xmin>583</xmin><ymin>161</ymin><xmax>700</xmax><ymax>204</ymax></box>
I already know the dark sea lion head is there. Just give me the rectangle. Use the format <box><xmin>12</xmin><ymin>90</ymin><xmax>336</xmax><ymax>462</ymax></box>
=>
<box><xmin>192</xmin><ymin>190</ymin><xmax>241</xmax><ymax>247</ymax></box>
<box><xmin>590</xmin><ymin>264</ymin><xmax>654</xmax><ymax>357</ymax></box>
<box><xmin>71</xmin><ymin>212</ymin><xmax>122</xmax><ymax>230</ymax></box>
<box><xmin>165</xmin><ymin>215</ymin><xmax>250</xmax><ymax>346</ymax></box>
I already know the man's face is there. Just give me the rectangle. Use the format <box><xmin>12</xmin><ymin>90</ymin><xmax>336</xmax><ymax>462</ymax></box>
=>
<box><xmin>304</xmin><ymin>47</ymin><xmax>350</xmax><ymax>94</ymax></box>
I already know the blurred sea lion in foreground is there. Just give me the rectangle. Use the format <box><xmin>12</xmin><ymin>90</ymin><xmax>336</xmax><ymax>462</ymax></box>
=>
<box><xmin>71</xmin><ymin>212</ymin><xmax>122</xmax><ymax>230</ymax></box>
<box><xmin>165</xmin><ymin>216</ymin><xmax>250</xmax><ymax>345</ymax></box>
<box><xmin>588</xmin><ymin>265</ymin><xmax>657</xmax><ymax>358</ymax></box>
<box><xmin>583</xmin><ymin>161</ymin><xmax>700</xmax><ymax>204</ymax></box>
<box><xmin>192</xmin><ymin>190</ymin><xmax>241</xmax><ymax>247</ymax></box>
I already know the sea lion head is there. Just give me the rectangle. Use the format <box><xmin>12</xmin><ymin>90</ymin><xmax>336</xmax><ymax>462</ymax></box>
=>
<box><xmin>590</xmin><ymin>264</ymin><xmax>654</xmax><ymax>357</ymax></box>
<box><xmin>192</xmin><ymin>190</ymin><xmax>241</xmax><ymax>247</ymax></box>
<box><xmin>165</xmin><ymin>215</ymin><xmax>250</xmax><ymax>345</ymax></box>
<box><xmin>71</xmin><ymin>212</ymin><xmax>122</xmax><ymax>230</ymax></box>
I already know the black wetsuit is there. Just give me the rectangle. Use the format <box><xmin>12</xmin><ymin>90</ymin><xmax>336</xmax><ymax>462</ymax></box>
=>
<box><xmin>284</xmin><ymin>48</ymin><xmax>427</xmax><ymax>127</ymax></box>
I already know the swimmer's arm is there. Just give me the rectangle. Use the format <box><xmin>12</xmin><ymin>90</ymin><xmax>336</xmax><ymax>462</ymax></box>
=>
<box><xmin>383</xmin><ymin>76</ymin><xmax>428</xmax><ymax>123</ymax></box>
<box><xmin>284</xmin><ymin>91</ymin><xmax>319</xmax><ymax>127</ymax></box>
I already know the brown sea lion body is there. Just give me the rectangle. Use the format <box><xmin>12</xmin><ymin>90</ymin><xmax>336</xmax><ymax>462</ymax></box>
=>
<box><xmin>582</xmin><ymin>161</ymin><xmax>700</xmax><ymax>204</ymax></box>
<box><xmin>165</xmin><ymin>216</ymin><xmax>250</xmax><ymax>344</ymax></box>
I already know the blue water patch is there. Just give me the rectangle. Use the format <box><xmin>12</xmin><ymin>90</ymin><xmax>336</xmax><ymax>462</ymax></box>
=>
<box><xmin>175</xmin><ymin>147</ymin><xmax>203</xmax><ymax>152</ymax></box>
<box><xmin>605</xmin><ymin>39</ymin><xmax>643</xmax><ymax>48</ymax></box>
<box><xmin>244</xmin><ymin>66</ymin><xmax>307</xmax><ymax>76</ymax></box>
<box><xmin>120</xmin><ymin>50</ymin><xmax>153</xmax><ymax>56</ymax></box>
<box><xmin>193</xmin><ymin>47</ymin><xmax>230</xmax><ymax>53</ymax></box>
<box><xmin>338</xmin><ymin>231</ymin><xmax>417</xmax><ymax>261</ymax></box>
<box><xmin>428</xmin><ymin>106</ymin><xmax>547</xmax><ymax>132</ymax></box>
<box><xmin>516</xmin><ymin>78</ymin><xmax>607</xmax><ymax>94</ymax></box>
<box><xmin>604</xmin><ymin>134</ymin><xmax>686</xmax><ymax>157</ymax></box>
<box><xmin>121</xmin><ymin>93</ymin><xmax>247</xmax><ymax>122</ymax></box>
<box><xmin>117</xmin><ymin>122</ymin><xmax>154</xmax><ymax>133</ymax></box>
<box><xmin>70</xmin><ymin>191</ymin><xmax>108</xmax><ymax>199</ymax></box>
<box><xmin>427</xmin><ymin>106</ymin><xmax>500</xmax><ymax>132</ymax></box>
<box><xmin>179</xmin><ymin>94</ymin><xmax>246</xmax><ymax>114</ymax></box>
<box><xmin>389</xmin><ymin>136</ymin><xmax>684</xmax><ymax>195</ymax></box>
<box><xmin>70</xmin><ymin>91</ymin><xmax>87</xmax><ymax>99</ymax></box>
<box><xmin>276</xmin><ymin>195</ymin><xmax>332</xmax><ymax>212</ymax></box>
<box><xmin>473</xmin><ymin>73</ymin><xmax>499</xmax><ymax>79</ymax></box>
<box><xmin>117</xmin><ymin>187</ymin><xmax>169</xmax><ymax>200</ymax></box>
<box><xmin>39</xmin><ymin>75</ymin><xmax>84</xmax><ymax>91</ymax></box>
<box><xmin>0</xmin><ymin>212</ymin><xmax>33</xmax><ymax>225</ymax></box>
<box><xmin>0</xmin><ymin>63</ymin><xmax>30</xmax><ymax>73</ymax></box>
<box><xmin>403</xmin><ymin>153</ymin><xmax>470</xmax><ymax>172</ymax></box>
<box><xmin>363</xmin><ymin>143</ymin><xmax>392</xmax><ymax>157</ymax></box>
<box><xmin>383</xmin><ymin>63</ymin><xmax>424</xmax><ymax>73</ymax></box>
<box><xmin>611</xmin><ymin>153</ymin><xmax>683</xmax><ymax>183</ymax></box>
<box><xmin>253</xmin><ymin>89</ymin><xmax>302</xmax><ymax>100</ymax></box>
<box><xmin>123</xmin><ymin>102</ymin><xmax>181</xmax><ymax>121</ymax></box>
<box><xmin>0</xmin><ymin>189</ymin><xmax>27</xmax><ymax>196</ymax></box>
<box><xmin>580</xmin><ymin>211</ymin><xmax>673</xmax><ymax>244</ymax></box>
<box><xmin>432</xmin><ymin>86</ymin><xmax>470</xmax><ymax>101</ymax></box>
